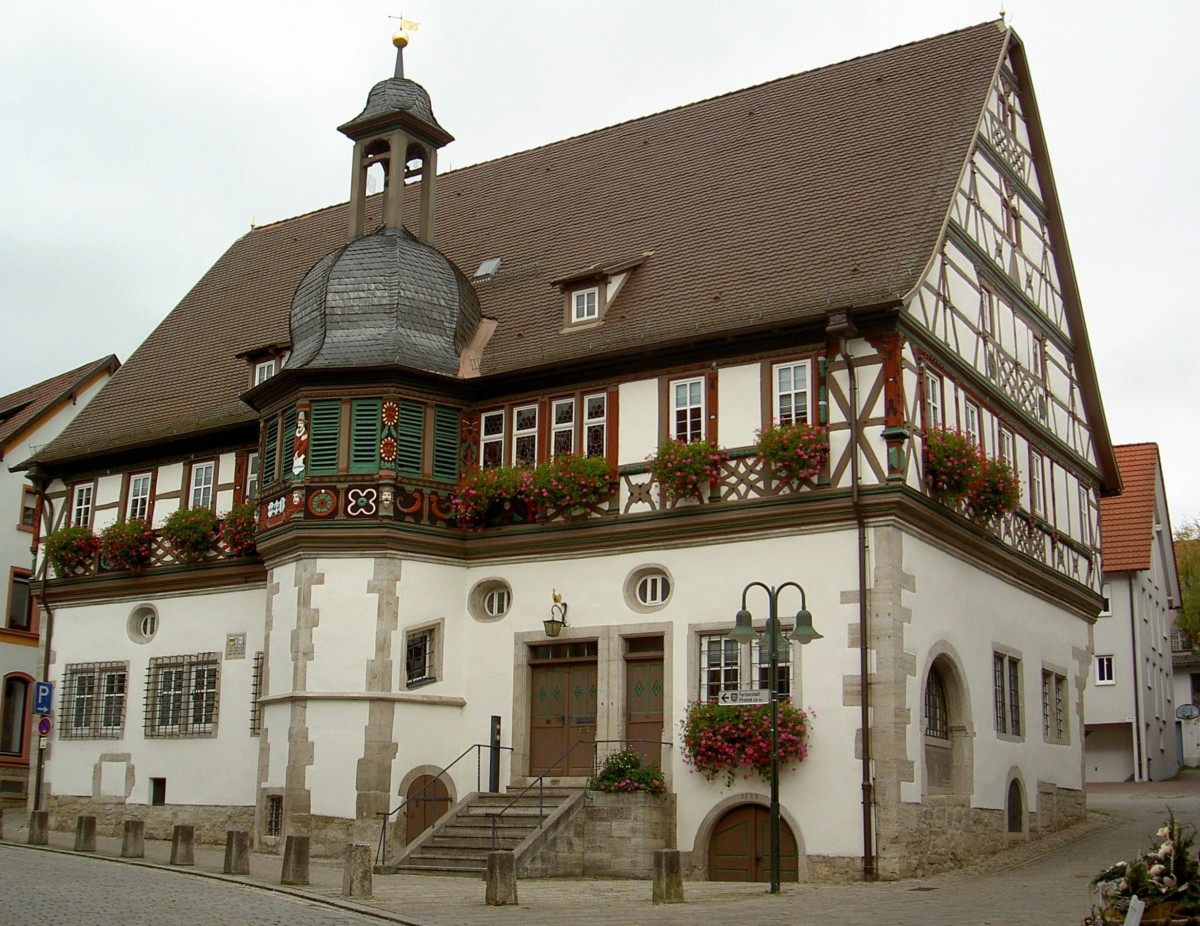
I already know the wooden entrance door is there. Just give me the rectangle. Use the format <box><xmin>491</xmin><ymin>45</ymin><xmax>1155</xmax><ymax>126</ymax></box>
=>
<box><xmin>708</xmin><ymin>804</ymin><xmax>800</xmax><ymax>882</ymax></box>
<box><xmin>625</xmin><ymin>656</ymin><xmax>664</xmax><ymax>768</ymax></box>
<box><xmin>530</xmin><ymin>662</ymin><xmax>597</xmax><ymax>776</ymax></box>
<box><xmin>404</xmin><ymin>774</ymin><xmax>451</xmax><ymax>842</ymax></box>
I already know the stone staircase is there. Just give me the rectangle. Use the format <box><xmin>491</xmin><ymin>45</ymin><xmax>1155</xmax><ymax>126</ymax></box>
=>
<box><xmin>383</xmin><ymin>786</ymin><xmax>584</xmax><ymax>877</ymax></box>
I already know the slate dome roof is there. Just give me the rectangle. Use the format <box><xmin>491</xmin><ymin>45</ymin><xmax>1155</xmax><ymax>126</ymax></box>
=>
<box><xmin>287</xmin><ymin>227</ymin><xmax>481</xmax><ymax>377</ymax></box>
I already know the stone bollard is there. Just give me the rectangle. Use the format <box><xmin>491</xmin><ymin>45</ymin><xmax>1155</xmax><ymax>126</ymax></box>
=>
<box><xmin>121</xmin><ymin>820</ymin><xmax>145</xmax><ymax>858</ymax></box>
<box><xmin>74</xmin><ymin>815</ymin><xmax>97</xmax><ymax>852</ymax></box>
<box><xmin>170</xmin><ymin>824</ymin><xmax>195</xmax><ymax>866</ymax></box>
<box><xmin>652</xmin><ymin>848</ymin><xmax>685</xmax><ymax>904</ymax></box>
<box><xmin>224</xmin><ymin>830</ymin><xmax>250</xmax><ymax>875</ymax></box>
<box><xmin>281</xmin><ymin>835</ymin><xmax>310</xmax><ymax>886</ymax></box>
<box><xmin>485</xmin><ymin>850</ymin><xmax>518</xmax><ymax>906</ymax></box>
<box><xmin>27</xmin><ymin>810</ymin><xmax>48</xmax><ymax>846</ymax></box>
<box><xmin>342</xmin><ymin>842</ymin><xmax>372</xmax><ymax>898</ymax></box>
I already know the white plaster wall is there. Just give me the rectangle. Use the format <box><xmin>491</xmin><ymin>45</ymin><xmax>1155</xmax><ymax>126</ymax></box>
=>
<box><xmin>46</xmin><ymin>584</ymin><xmax>266</xmax><ymax>806</ymax></box>
<box><xmin>153</xmin><ymin>464</ymin><xmax>185</xmax><ymax>528</ymax></box>
<box><xmin>899</xmin><ymin>529</ymin><xmax>1089</xmax><ymax>809</ymax></box>
<box><xmin>617</xmin><ymin>379</ymin><xmax>659</xmax><ymax>465</ymax></box>
<box><xmin>1087</xmin><ymin>584</ymin><xmax>1135</xmax><ymax>725</ymax></box>
<box><xmin>306</xmin><ymin>558</ymin><xmax>380</xmax><ymax>692</ymax></box>
<box><xmin>306</xmin><ymin>699</ymin><xmax>369</xmax><ymax>819</ymax></box>
<box><xmin>717</xmin><ymin>363</ymin><xmax>760</xmax><ymax>448</ymax></box>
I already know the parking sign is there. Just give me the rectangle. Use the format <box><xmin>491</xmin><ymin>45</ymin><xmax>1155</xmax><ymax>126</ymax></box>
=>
<box><xmin>33</xmin><ymin>681</ymin><xmax>53</xmax><ymax>716</ymax></box>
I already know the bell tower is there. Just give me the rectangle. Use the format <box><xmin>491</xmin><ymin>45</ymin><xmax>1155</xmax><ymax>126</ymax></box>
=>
<box><xmin>338</xmin><ymin>26</ymin><xmax>454</xmax><ymax>244</ymax></box>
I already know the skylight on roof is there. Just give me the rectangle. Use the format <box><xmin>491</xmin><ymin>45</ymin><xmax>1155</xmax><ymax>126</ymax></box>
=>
<box><xmin>473</xmin><ymin>257</ymin><xmax>502</xmax><ymax>280</ymax></box>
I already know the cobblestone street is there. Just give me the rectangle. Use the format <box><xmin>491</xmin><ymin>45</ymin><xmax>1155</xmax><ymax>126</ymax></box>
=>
<box><xmin>1</xmin><ymin>778</ymin><xmax>1197</xmax><ymax>925</ymax></box>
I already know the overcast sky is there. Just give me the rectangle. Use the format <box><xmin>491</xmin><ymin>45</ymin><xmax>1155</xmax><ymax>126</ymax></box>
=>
<box><xmin>2</xmin><ymin>2</ymin><xmax>1197</xmax><ymax>523</ymax></box>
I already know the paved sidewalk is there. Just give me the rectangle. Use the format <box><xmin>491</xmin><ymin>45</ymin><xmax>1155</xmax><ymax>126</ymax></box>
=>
<box><xmin>3</xmin><ymin>778</ymin><xmax>1199</xmax><ymax>926</ymax></box>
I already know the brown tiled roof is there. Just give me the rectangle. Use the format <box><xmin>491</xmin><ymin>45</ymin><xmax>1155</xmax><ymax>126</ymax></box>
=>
<box><xmin>1100</xmin><ymin>443</ymin><xmax>1162</xmax><ymax>573</ymax></box>
<box><xmin>0</xmin><ymin>356</ymin><xmax>119</xmax><ymax>462</ymax></box>
<box><xmin>38</xmin><ymin>21</ymin><xmax>1010</xmax><ymax>466</ymax></box>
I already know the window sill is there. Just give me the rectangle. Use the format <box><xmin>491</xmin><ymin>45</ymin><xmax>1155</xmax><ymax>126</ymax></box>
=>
<box><xmin>996</xmin><ymin>731</ymin><xmax>1025</xmax><ymax>743</ymax></box>
<box><xmin>405</xmin><ymin>677</ymin><xmax>438</xmax><ymax>690</ymax></box>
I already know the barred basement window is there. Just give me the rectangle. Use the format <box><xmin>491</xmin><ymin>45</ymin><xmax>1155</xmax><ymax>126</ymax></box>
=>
<box><xmin>265</xmin><ymin>794</ymin><xmax>283</xmax><ymax>837</ymax></box>
<box><xmin>249</xmin><ymin>652</ymin><xmax>264</xmax><ymax>736</ymax></box>
<box><xmin>145</xmin><ymin>653</ymin><xmax>220</xmax><ymax>737</ymax></box>
<box><xmin>924</xmin><ymin>667</ymin><xmax>949</xmax><ymax>739</ymax></box>
<box><xmin>61</xmin><ymin>662</ymin><xmax>128</xmax><ymax>739</ymax></box>
<box><xmin>406</xmin><ymin>629</ymin><xmax>434</xmax><ymax>687</ymax></box>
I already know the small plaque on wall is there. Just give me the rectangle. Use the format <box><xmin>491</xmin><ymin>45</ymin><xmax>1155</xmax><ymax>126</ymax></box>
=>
<box><xmin>225</xmin><ymin>633</ymin><xmax>247</xmax><ymax>660</ymax></box>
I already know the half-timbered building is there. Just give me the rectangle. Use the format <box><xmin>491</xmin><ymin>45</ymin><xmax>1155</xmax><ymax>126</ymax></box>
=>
<box><xmin>25</xmin><ymin>20</ymin><xmax>1117</xmax><ymax>880</ymax></box>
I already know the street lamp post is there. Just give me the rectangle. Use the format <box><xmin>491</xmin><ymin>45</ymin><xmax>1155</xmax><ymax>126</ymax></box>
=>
<box><xmin>730</xmin><ymin>581</ymin><xmax>822</xmax><ymax>894</ymax></box>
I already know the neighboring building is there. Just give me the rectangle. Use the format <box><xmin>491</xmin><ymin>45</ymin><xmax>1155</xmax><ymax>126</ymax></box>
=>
<box><xmin>1171</xmin><ymin>539</ymin><xmax>1200</xmax><ymax>767</ymax></box>
<box><xmin>1086</xmin><ymin>443</ymin><xmax>1181</xmax><ymax>782</ymax></box>
<box><xmin>0</xmin><ymin>357</ymin><xmax>119</xmax><ymax>806</ymax></box>
<box><xmin>26</xmin><ymin>21</ymin><xmax>1118</xmax><ymax>880</ymax></box>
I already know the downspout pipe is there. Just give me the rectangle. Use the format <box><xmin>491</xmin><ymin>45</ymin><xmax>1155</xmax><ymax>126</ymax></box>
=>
<box><xmin>1127</xmin><ymin>580</ymin><xmax>1144</xmax><ymax>781</ymax></box>
<box><xmin>826</xmin><ymin>311</ymin><xmax>875</xmax><ymax>882</ymax></box>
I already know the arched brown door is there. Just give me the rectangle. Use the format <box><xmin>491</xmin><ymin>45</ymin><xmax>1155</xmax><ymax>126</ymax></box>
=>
<box><xmin>708</xmin><ymin>804</ymin><xmax>799</xmax><ymax>882</ymax></box>
<box><xmin>404</xmin><ymin>775</ymin><xmax>451</xmax><ymax>842</ymax></box>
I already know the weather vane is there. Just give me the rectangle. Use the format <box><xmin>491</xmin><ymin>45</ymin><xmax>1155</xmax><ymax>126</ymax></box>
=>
<box><xmin>388</xmin><ymin>15</ymin><xmax>420</xmax><ymax>77</ymax></box>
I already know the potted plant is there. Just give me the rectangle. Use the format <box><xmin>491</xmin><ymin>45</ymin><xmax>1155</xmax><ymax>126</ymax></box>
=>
<box><xmin>588</xmin><ymin>747</ymin><xmax>666</xmax><ymax>795</ymax></box>
<box><xmin>451</xmin><ymin>465</ymin><xmax>534</xmax><ymax>530</ymax></box>
<box><xmin>680</xmin><ymin>700</ymin><xmax>811</xmax><ymax>786</ymax></box>
<box><xmin>967</xmin><ymin>457</ymin><xmax>1021</xmax><ymax>523</ymax></box>
<box><xmin>922</xmin><ymin>427</ymin><xmax>980</xmax><ymax>505</ymax></box>
<box><xmin>755</xmin><ymin>421</ymin><xmax>829</xmax><ymax>486</ymax></box>
<box><xmin>43</xmin><ymin>525</ymin><xmax>101</xmax><ymax>577</ymax></box>
<box><xmin>1087</xmin><ymin>813</ymin><xmax>1200</xmax><ymax>924</ymax></box>
<box><xmin>529</xmin><ymin>455</ymin><xmax>613</xmax><ymax>517</ymax></box>
<box><xmin>100</xmin><ymin>519</ymin><xmax>156</xmax><ymax>573</ymax></box>
<box><xmin>161</xmin><ymin>507</ymin><xmax>219</xmax><ymax>564</ymax></box>
<box><xmin>648</xmin><ymin>439</ymin><xmax>728</xmax><ymax>503</ymax></box>
<box><xmin>219</xmin><ymin>502</ymin><xmax>259</xmax><ymax>558</ymax></box>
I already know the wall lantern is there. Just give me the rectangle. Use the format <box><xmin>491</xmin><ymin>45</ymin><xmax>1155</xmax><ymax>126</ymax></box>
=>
<box><xmin>543</xmin><ymin>590</ymin><xmax>569</xmax><ymax>637</ymax></box>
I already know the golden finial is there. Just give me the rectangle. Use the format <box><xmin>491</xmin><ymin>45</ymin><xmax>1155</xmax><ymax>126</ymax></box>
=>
<box><xmin>390</xmin><ymin>16</ymin><xmax>420</xmax><ymax>49</ymax></box>
<box><xmin>552</xmin><ymin>589</ymin><xmax>563</xmax><ymax>604</ymax></box>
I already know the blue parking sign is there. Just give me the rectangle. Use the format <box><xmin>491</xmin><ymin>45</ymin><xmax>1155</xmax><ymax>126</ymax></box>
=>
<box><xmin>33</xmin><ymin>682</ymin><xmax>53</xmax><ymax>716</ymax></box>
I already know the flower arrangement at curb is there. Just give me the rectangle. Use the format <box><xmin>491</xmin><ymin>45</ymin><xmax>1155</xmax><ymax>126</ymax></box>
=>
<box><xmin>451</xmin><ymin>464</ymin><xmax>534</xmax><ymax>529</ymax></box>
<box><xmin>648</xmin><ymin>439</ymin><xmax>728</xmax><ymax>502</ymax></box>
<box><xmin>922</xmin><ymin>427</ymin><xmax>1020</xmax><ymax>524</ymax></box>
<box><xmin>161</xmin><ymin>507</ymin><xmax>218</xmax><ymax>564</ymax></box>
<box><xmin>680</xmin><ymin>700</ymin><xmax>811</xmax><ymax>787</ymax></box>
<box><xmin>100</xmin><ymin>519</ymin><xmax>156</xmax><ymax>573</ymax></box>
<box><xmin>1086</xmin><ymin>813</ymin><xmax>1199</xmax><ymax>924</ymax></box>
<box><xmin>219</xmin><ymin>502</ymin><xmax>258</xmax><ymax>558</ymax></box>
<box><xmin>755</xmin><ymin>421</ymin><xmax>829</xmax><ymax>485</ymax></box>
<box><xmin>529</xmin><ymin>455</ymin><xmax>613</xmax><ymax>516</ymax></box>
<box><xmin>43</xmin><ymin>525</ymin><xmax>100</xmax><ymax>577</ymax></box>
<box><xmin>588</xmin><ymin>747</ymin><xmax>666</xmax><ymax>795</ymax></box>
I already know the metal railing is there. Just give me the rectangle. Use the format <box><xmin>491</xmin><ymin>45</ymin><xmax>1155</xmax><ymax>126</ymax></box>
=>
<box><xmin>374</xmin><ymin>741</ymin><xmax>513</xmax><ymax>868</ymax></box>
<box><xmin>487</xmin><ymin>738</ymin><xmax>672</xmax><ymax>849</ymax></box>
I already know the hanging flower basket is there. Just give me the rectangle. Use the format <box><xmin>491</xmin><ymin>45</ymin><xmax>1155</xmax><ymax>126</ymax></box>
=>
<box><xmin>648</xmin><ymin>440</ymin><xmax>728</xmax><ymax>503</ymax></box>
<box><xmin>680</xmin><ymin>700</ymin><xmax>811</xmax><ymax>787</ymax></box>
<box><xmin>922</xmin><ymin>427</ymin><xmax>980</xmax><ymax>504</ymax></box>
<box><xmin>755</xmin><ymin>421</ymin><xmax>829</xmax><ymax>486</ymax></box>
<box><xmin>44</xmin><ymin>525</ymin><xmax>100</xmax><ymax>577</ymax></box>
<box><xmin>219</xmin><ymin>502</ymin><xmax>258</xmax><ymax>558</ymax></box>
<box><xmin>967</xmin><ymin>457</ymin><xmax>1021</xmax><ymax>523</ymax></box>
<box><xmin>451</xmin><ymin>465</ymin><xmax>535</xmax><ymax>530</ymax></box>
<box><xmin>529</xmin><ymin>455</ymin><xmax>614</xmax><ymax>517</ymax></box>
<box><xmin>100</xmin><ymin>519</ymin><xmax>156</xmax><ymax>573</ymax></box>
<box><xmin>161</xmin><ymin>507</ymin><xmax>219</xmax><ymax>564</ymax></box>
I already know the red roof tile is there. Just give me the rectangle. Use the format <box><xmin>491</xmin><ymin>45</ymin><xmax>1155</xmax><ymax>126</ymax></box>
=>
<box><xmin>0</xmin><ymin>357</ymin><xmax>119</xmax><ymax>462</ymax></box>
<box><xmin>1099</xmin><ymin>443</ymin><xmax>1162</xmax><ymax>573</ymax></box>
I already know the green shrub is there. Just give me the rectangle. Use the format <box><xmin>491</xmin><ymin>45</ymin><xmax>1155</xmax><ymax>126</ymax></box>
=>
<box><xmin>588</xmin><ymin>747</ymin><xmax>665</xmax><ymax>794</ymax></box>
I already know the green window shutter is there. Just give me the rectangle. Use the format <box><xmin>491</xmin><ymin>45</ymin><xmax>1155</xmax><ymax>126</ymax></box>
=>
<box><xmin>432</xmin><ymin>406</ymin><xmax>460</xmax><ymax>483</ymax></box>
<box><xmin>282</xmin><ymin>407</ymin><xmax>298</xmax><ymax>477</ymax></box>
<box><xmin>395</xmin><ymin>401</ymin><xmax>424</xmax><ymax>477</ymax></box>
<box><xmin>262</xmin><ymin>417</ymin><xmax>278</xmax><ymax>487</ymax></box>
<box><xmin>350</xmin><ymin>399</ymin><xmax>382</xmax><ymax>474</ymax></box>
<box><xmin>308</xmin><ymin>400</ymin><xmax>341</xmax><ymax>475</ymax></box>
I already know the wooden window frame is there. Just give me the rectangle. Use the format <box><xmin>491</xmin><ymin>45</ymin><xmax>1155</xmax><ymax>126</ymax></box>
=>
<box><xmin>18</xmin><ymin>486</ymin><xmax>37</xmax><ymax>534</ymax></box>
<box><xmin>670</xmin><ymin>376</ymin><xmax>706</xmax><ymax>444</ymax></box>
<box><xmin>963</xmin><ymin>401</ymin><xmax>981</xmax><ymax>450</ymax></box>
<box><xmin>5</xmin><ymin>568</ymin><xmax>35</xmax><ymax>636</ymax></box>
<box><xmin>253</xmin><ymin>359</ymin><xmax>277</xmax><ymax>385</ymax></box>
<box><xmin>1029</xmin><ymin>449</ymin><xmax>1046</xmax><ymax>518</ymax></box>
<box><xmin>187</xmin><ymin>460</ymin><xmax>216</xmax><ymax>511</ymax></box>
<box><xmin>480</xmin><ymin>409</ymin><xmax>506</xmax><ymax>468</ymax></box>
<box><xmin>0</xmin><ymin>673</ymin><xmax>33</xmax><ymax>762</ymax></box>
<box><xmin>993</xmin><ymin>651</ymin><xmax>1023</xmax><ymax>739</ymax></box>
<box><xmin>402</xmin><ymin>619</ymin><xmax>443</xmax><ymax>690</ymax></box>
<box><xmin>61</xmin><ymin>662</ymin><xmax>128</xmax><ymax>739</ymax></box>
<box><xmin>511</xmin><ymin>404</ymin><xmax>538</xmax><ymax>465</ymax></box>
<box><xmin>570</xmin><ymin>287</ymin><xmax>600</xmax><ymax>324</ymax></box>
<box><xmin>126</xmin><ymin>472</ymin><xmax>153</xmax><ymax>523</ymax></box>
<box><xmin>772</xmin><ymin>359</ymin><xmax>812</xmax><ymax>426</ymax></box>
<box><xmin>70</xmin><ymin>481</ymin><xmax>95</xmax><ymax>528</ymax></box>
<box><xmin>1095</xmin><ymin>654</ymin><xmax>1115</xmax><ymax>686</ymax></box>
<box><xmin>924</xmin><ymin>369</ymin><xmax>944</xmax><ymax>430</ymax></box>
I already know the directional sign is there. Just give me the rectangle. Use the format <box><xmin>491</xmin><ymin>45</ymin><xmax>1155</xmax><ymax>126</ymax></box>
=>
<box><xmin>718</xmin><ymin>689</ymin><xmax>772</xmax><ymax>706</ymax></box>
<box><xmin>37</xmin><ymin>717</ymin><xmax>51</xmax><ymax>737</ymax></box>
<box><xmin>33</xmin><ymin>682</ymin><xmax>53</xmax><ymax>716</ymax></box>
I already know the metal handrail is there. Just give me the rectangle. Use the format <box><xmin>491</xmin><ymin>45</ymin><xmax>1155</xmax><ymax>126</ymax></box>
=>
<box><xmin>375</xmin><ymin>741</ymin><xmax>513</xmax><ymax>868</ymax></box>
<box><xmin>487</xmin><ymin>738</ymin><xmax>672</xmax><ymax>849</ymax></box>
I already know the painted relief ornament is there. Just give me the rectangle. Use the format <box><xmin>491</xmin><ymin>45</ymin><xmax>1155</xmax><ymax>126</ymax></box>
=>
<box><xmin>346</xmin><ymin>487</ymin><xmax>378</xmax><ymax>517</ymax></box>
<box><xmin>292</xmin><ymin>409</ymin><xmax>308</xmax><ymax>475</ymax></box>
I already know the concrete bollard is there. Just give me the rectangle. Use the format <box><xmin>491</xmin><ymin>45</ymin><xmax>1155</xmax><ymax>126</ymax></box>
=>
<box><xmin>170</xmin><ymin>824</ymin><xmax>195</xmax><ymax>866</ymax></box>
<box><xmin>342</xmin><ymin>842</ymin><xmax>372</xmax><ymax>898</ymax></box>
<box><xmin>121</xmin><ymin>820</ymin><xmax>145</xmax><ymax>858</ymax></box>
<box><xmin>224</xmin><ymin>830</ymin><xmax>251</xmax><ymax>875</ymax></box>
<box><xmin>27</xmin><ymin>810</ymin><xmax>48</xmax><ymax>846</ymax></box>
<box><xmin>74</xmin><ymin>815</ymin><xmax>97</xmax><ymax>852</ymax></box>
<box><xmin>652</xmin><ymin>848</ymin><xmax>685</xmax><ymax>904</ymax></box>
<box><xmin>281</xmin><ymin>835</ymin><xmax>310</xmax><ymax>886</ymax></box>
<box><xmin>485</xmin><ymin>850</ymin><xmax>518</xmax><ymax>906</ymax></box>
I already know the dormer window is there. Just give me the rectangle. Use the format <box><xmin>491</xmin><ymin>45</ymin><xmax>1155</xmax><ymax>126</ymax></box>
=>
<box><xmin>254</xmin><ymin>360</ymin><xmax>277</xmax><ymax>385</ymax></box>
<box><xmin>237</xmin><ymin>343</ymin><xmax>290</xmax><ymax>390</ymax></box>
<box><xmin>572</xmin><ymin>288</ymin><xmax>599</xmax><ymax>323</ymax></box>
